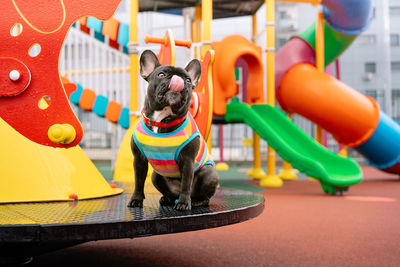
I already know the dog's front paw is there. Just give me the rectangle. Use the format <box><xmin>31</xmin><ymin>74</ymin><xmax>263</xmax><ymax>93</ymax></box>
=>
<box><xmin>174</xmin><ymin>201</ymin><xmax>191</xmax><ymax>211</ymax></box>
<box><xmin>174</xmin><ymin>194</ymin><xmax>191</xmax><ymax>210</ymax></box>
<box><xmin>128</xmin><ymin>198</ymin><xmax>143</xmax><ymax>208</ymax></box>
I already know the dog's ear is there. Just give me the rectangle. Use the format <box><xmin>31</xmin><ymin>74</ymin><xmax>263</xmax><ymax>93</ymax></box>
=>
<box><xmin>185</xmin><ymin>59</ymin><xmax>201</xmax><ymax>88</ymax></box>
<box><xmin>140</xmin><ymin>50</ymin><xmax>161</xmax><ymax>81</ymax></box>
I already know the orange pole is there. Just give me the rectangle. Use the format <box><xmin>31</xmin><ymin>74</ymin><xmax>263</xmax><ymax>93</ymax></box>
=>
<box><xmin>144</xmin><ymin>35</ymin><xmax>192</xmax><ymax>48</ymax></box>
<box><xmin>279</xmin><ymin>0</ymin><xmax>321</xmax><ymax>5</ymax></box>
<box><xmin>252</xmin><ymin>13</ymin><xmax>258</xmax><ymax>41</ymax></box>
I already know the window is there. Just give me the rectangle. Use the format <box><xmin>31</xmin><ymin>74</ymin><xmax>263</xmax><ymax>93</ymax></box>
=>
<box><xmin>277</xmin><ymin>38</ymin><xmax>287</xmax><ymax>48</ymax></box>
<box><xmin>365</xmin><ymin>62</ymin><xmax>376</xmax><ymax>73</ymax></box>
<box><xmin>392</xmin><ymin>90</ymin><xmax>400</xmax><ymax>121</ymax></box>
<box><xmin>365</xmin><ymin>90</ymin><xmax>378</xmax><ymax>100</ymax></box>
<box><xmin>279</xmin><ymin>10</ymin><xmax>291</xmax><ymax>19</ymax></box>
<box><xmin>358</xmin><ymin>34</ymin><xmax>376</xmax><ymax>45</ymax></box>
<box><xmin>392</xmin><ymin>61</ymin><xmax>400</xmax><ymax>72</ymax></box>
<box><xmin>389</xmin><ymin>6</ymin><xmax>400</xmax><ymax>15</ymax></box>
<box><xmin>390</xmin><ymin>34</ymin><xmax>400</xmax><ymax>46</ymax></box>
<box><xmin>392</xmin><ymin>89</ymin><xmax>400</xmax><ymax>98</ymax></box>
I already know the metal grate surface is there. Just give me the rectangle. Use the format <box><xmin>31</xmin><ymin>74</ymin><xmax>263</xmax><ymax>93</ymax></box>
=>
<box><xmin>0</xmin><ymin>183</ymin><xmax>264</xmax><ymax>243</ymax></box>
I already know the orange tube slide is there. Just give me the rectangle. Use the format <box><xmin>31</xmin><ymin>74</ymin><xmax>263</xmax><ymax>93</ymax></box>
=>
<box><xmin>278</xmin><ymin>63</ymin><xmax>380</xmax><ymax>147</ymax></box>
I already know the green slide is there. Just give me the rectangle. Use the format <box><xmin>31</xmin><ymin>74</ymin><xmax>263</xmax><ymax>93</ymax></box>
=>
<box><xmin>225</xmin><ymin>102</ymin><xmax>362</xmax><ymax>194</ymax></box>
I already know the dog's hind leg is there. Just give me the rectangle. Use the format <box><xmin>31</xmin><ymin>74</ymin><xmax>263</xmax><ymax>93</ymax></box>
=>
<box><xmin>191</xmin><ymin>165</ymin><xmax>219</xmax><ymax>207</ymax></box>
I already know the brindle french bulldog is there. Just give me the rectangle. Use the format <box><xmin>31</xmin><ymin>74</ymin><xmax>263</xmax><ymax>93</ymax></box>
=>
<box><xmin>128</xmin><ymin>50</ymin><xmax>219</xmax><ymax>211</ymax></box>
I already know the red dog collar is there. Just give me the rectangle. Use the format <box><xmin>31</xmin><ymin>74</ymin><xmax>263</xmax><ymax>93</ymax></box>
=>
<box><xmin>141</xmin><ymin>109</ymin><xmax>186</xmax><ymax>128</ymax></box>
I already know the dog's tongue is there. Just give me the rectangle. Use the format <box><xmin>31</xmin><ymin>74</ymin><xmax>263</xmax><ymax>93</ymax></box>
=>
<box><xmin>168</xmin><ymin>75</ymin><xmax>184</xmax><ymax>92</ymax></box>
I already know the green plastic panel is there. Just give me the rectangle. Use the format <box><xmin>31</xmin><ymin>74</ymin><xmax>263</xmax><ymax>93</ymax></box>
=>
<box><xmin>298</xmin><ymin>21</ymin><xmax>357</xmax><ymax>66</ymax></box>
<box><xmin>225</xmin><ymin>102</ymin><xmax>362</xmax><ymax>193</ymax></box>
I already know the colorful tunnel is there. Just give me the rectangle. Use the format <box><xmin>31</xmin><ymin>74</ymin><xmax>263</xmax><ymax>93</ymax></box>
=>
<box><xmin>276</xmin><ymin>0</ymin><xmax>400</xmax><ymax>174</ymax></box>
<box><xmin>212</xmin><ymin>35</ymin><xmax>265</xmax><ymax>115</ymax></box>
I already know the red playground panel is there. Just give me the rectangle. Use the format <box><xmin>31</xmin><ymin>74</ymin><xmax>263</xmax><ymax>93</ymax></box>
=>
<box><xmin>0</xmin><ymin>0</ymin><xmax>121</xmax><ymax>147</ymax></box>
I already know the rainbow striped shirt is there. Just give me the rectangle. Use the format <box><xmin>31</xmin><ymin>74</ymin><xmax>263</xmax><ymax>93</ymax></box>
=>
<box><xmin>132</xmin><ymin>113</ymin><xmax>214</xmax><ymax>177</ymax></box>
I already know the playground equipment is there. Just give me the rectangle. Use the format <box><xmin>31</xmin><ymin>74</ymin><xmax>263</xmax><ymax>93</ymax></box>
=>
<box><xmin>225</xmin><ymin>101</ymin><xmax>361</xmax><ymax>193</ymax></box>
<box><xmin>104</xmin><ymin>0</ymin><xmax>389</xmax><ymax>194</ymax></box>
<box><xmin>0</xmin><ymin>0</ymin><xmax>123</xmax><ymax>202</ymax></box>
<box><xmin>0</xmin><ymin>1</ymin><xmax>264</xmax><ymax>262</ymax></box>
<box><xmin>211</xmin><ymin>10</ymin><xmax>363</xmax><ymax>192</ymax></box>
<box><xmin>212</xmin><ymin>34</ymin><xmax>266</xmax><ymax>173</ymax></box>
<box><xmin>0</xmin><ymin>0</ymin><xmax>123</xmax><ymax>148</ymax></box>
<box><xmin>276</xmin><ymin>0</ymin><xmax>400</xmax><ymax>175</ymax></box>
<box><xmin>207</xmin><ymin>32</ymin><xmax>361</xmax><ymax>192</ymax></box>
<box><xmin>54</xmin><ymin>2</ymin><xmax>395</xmax><ymax>195</ymax></box>
<box><xmin>212</xmin><ymin>35</ymin><xmax>264</xmax><ymax>115</ymax></box>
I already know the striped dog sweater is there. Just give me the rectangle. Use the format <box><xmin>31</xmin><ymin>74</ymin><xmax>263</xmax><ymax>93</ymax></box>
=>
<box><xmin>132</xmin><ymin>113</ymin><xmax>214</xmax><ymax>177</ymax></box>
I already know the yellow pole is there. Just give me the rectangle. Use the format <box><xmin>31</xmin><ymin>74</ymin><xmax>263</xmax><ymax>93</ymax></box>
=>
<box><xmin>271</xmin><ymin>7</ymin><xmax>297</xmax><ymax>181</ymax></box>
<box><xmin>248</xmin><ymin>133</ymin><xmax>267</xmax><ymax>179</ymax></box>
<box><xmin>260</xmin><ymin>0</ymin><xmax>282</xmax><ymax>188</ymax></box>
<box><xmin>315</xmin><ymin>10</ymin><xmax>324</xmax><ymax>144</ymax></box>
<box><xmin>114</xmin><ymin>0</ymin><xmax>152</xmax><ymax>183</ymax></box>
<box><xmin>201</xmin><ymin>0</ymin><xmax>213</xmax><ymax>151</ymax></box>
<box><xmin>339</xmin><ymin>146</ymin><xmax>348</xmax><ymax>157</ymax></box>
<box><xmin>248</xmin><ymin>13</ymin><xmax>266</xmax><ymax>180</ymax></box>
<box><xmin>201</xmin><ymin>0</ymin><xmax>212</xmax><ymax>59</ymax></box>
<box><xmin>129</xmin><ymin>0</ymin><xmax>139</xmax><ymax>125</ymax></box>
<box><xmin>306</xmin><ymin>9</ymin><xmax>325</xmax><ymax>182</ymax></box>
<box><xmin>279</xmin><ymin>114</ymin><xmax>298</xmax><ymax>180</ymax></box>
<box><xmin>192</xmin><ymin>6</ymin><xmax>202</xmax><ymax>58</ymax></box>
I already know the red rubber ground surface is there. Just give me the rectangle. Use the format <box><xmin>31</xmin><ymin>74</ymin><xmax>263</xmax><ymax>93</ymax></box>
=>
<box><xmin>33</xmin><ymin>166</ymin><xmax>400</xmax><ymax>266</ymax></box>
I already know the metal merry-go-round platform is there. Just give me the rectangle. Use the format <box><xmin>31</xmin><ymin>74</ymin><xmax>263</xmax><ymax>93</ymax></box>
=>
<box><xmin>0</xmin><ymin>182</ymin><xmax>264</xmax><ymax>264</ymax></box>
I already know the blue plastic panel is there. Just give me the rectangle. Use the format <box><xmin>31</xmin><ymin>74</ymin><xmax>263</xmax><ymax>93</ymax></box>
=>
<box><xmin>69</xmin><ymin>83</ymin><xmax>83</xmax><ymax>104</ymax></box>
<box><xmin>86</xmin><ymin>17</ymin><xmax>103</xmax><ymax>33</ymax></box>
<box><xmin>93</xmin><ymin>95</ymin><xmax>109</xmax><ymax>117</ymax></box>
<box><xmin>94</xmin><ymin>31</ymin><xmax>105</xmax><ymax>42</ymax></box>
<box><xmin>117</xmin><ymin>23</ymin><xmax>129</xmax><ymax>46</ymax></box>
<box><xmin>118</xmin><ymin>107</ymin><xmax>130</xmax><ymax>129</ymax></box>
<box><xmin>355</xmin><ymin>111</ymin><xmax>400</xmax><ymax>169</ymax></box>
<box><xmin>322</xmin><ymin>0</ymin><xmax>372</xmax><ymax>35</ymax></box>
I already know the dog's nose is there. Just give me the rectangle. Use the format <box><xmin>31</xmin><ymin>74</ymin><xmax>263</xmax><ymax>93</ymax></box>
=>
<box><xmin>168</xmin><ymin>75</ymin><xmax>184</xmax><ymax>92</ymax></box>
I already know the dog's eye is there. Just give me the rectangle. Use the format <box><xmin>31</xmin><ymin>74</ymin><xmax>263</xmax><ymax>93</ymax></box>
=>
<box><xmin>158</xmin><ymin>72</ymin><xmax>165</xmax><ymax>78</ymax></box>
<box><xmin>186</xmin><ymin>78</ymin><xmax>191</xmax><ymax>83</ymax></box>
